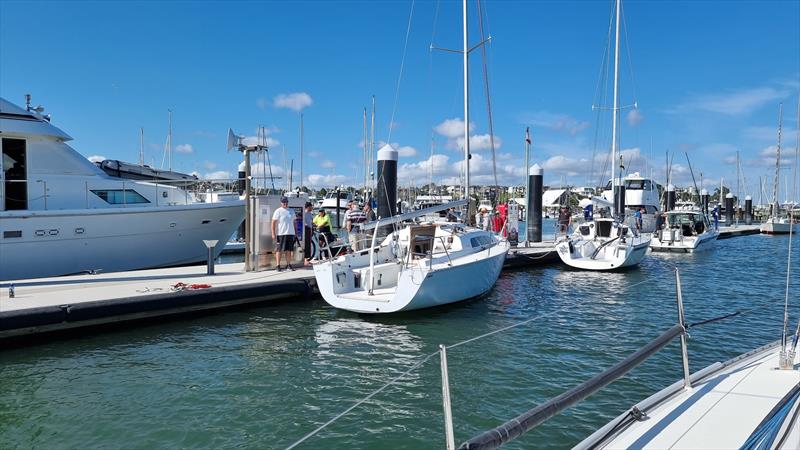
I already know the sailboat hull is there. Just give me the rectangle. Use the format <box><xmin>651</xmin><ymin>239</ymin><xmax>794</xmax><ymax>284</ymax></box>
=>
<box><xmin>313</xmin><ymin>235</ymin><xmax>509</xmax><ymax>314</ymax></box>
<box><xmin>760</xmin><ymin>220</ymin><xmax>796</xmax><ymax>234</ymax></box>
<box><xmin>555</xmin><ymin>237</ymin><xmax>650</xmax><ymax>270</ymax></box>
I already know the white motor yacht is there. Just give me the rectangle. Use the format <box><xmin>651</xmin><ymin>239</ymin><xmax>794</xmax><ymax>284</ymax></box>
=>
<box><xmin>601</xmin><ymin>172</ymin><xmax>661</xmax><ymax>232</ymax></box>
<box><xmin>312</xmin><ymin>202</ymin><xmax>509</xmax><ymax>313</ymax></box>
<box><xmin>650</xmin><ymin>208</ymin><xmax>719</xmax><ymax>252</ymax></box>
<box><xmin>0</xmin><ymin>96</ymin><xmax>245</xmax><ymax>281</ymax></box>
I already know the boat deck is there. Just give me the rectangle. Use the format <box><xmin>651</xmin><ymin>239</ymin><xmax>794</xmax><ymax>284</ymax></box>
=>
<box><xmin>602</xmin><ymin>344</ymin><xmax>800</xmax><ymax>449</ymax></box>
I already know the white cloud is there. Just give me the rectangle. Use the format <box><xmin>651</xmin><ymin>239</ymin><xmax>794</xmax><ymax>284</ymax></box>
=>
<box><xmin>308</xmin><ymin>151</ymin><xmax>322</xmax><ymax>158</ymax></box>
<box><xmin>87</xmin><ymin>155</ymin><xmax>106</xmax><ymax>163</ymax></box>
<box><xmin>306</xmin><ymin>173</ymin><xmax>349</xmax><ymax>188</ymax></box>
<box><xmin>521</xmin><ymin>111</ymin><xmax>590</xmax><ymax>135</ymax></box>
<box><xmin>175</xmin><ymin>144</ymin><xmax>193</xmax><ymax>154</ymax></box>
<box><xmin>321</xmin><ymin>159</ymin><xmax>336</xmax><ymax>169</ymax></box>
<box><xmin>273</xmin><ymin>92</ymin><xmax>313</xmax><ymax>112</ymax></box>
<box><xmin>397</xmin><ymin>145</ymin><xmax>417</xmax><ymax>158</ymax></box>
<box><xmin>203</xmin><ymin>161</ymin><xmax>217</xmax><ymax>170</ymax></box>
<box><xmin>241</xmin><ymin>127</ymin><xmax>280</xmax><ymax>148</ymax></box>
<box><xmin>203</xmin><ymin>170</ymin><xmax>232</xmax><ymax>180</ymax></box>
<box><xmin>668</xmin><ymin>86</ymin><xmax>789</xmax><ymax>116</ymax></box>
<box><xmin>626</xmin><ymin>109</ymin><xmax>644</xmax><ymax>127</ymax></box>
<box><xmin>451</xmin><ymin>134</ymin><xmax>503</xmax><ymax>152</ymax></box>
<box><xmin>434</xmin><ymin>118</ymin><xmax>474</xmax><ymax>138</ymax></box>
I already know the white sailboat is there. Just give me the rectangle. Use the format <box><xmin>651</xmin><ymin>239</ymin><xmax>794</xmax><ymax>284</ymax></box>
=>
<box><xmin>313</xmin><ymin>202</ymin><xmax>508</xmax><ymax>313</ymax></box>
<box><xmin>555</xmin><ymin>0</ymin><xmax>650</xmax><ymax>271</ymax></box>
<box><xmin>313</xmin><ymin>0</ymin><xmax>509</xmax><ymax>314</ymax></box>
<box><xmin>762</xmin><ymin>103</ymin><xmax>797</xmax><ymax>234</ymax></box>
<box><xmin>0</xmin><ymin>96</ymin><xmax>245</xmax><ymax>281</ymax></box>
<box><xmin>650</xmin><ymin>208</ymin><xmax>719</xmax><ymax>253</ymax></box>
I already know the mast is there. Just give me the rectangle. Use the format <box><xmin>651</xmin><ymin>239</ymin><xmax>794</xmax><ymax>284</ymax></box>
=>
<box><xmin>463</xmin><ymin>0</ymin><xmax>470</xmax><ymax>201</ymax></box>
<box><xmin>370</xmin><ymin>95</ymin><xmax>376</xmax><ymax>195</ymax></box>
<box><xmin>139</xmin><ymin>127</ymin><xmax>144</xmax><ymax>166</ymax></box>
<box><xmin>363</xmin><ymin>107</ymin><xmax>368</xmax><ymax>200</ymax></box>
<box><xmin>772</xmin><ymin>103</ymin><xmax>783</xmax><ymax>219</ymax></box>
<box><xmin>610</xmin><ymin>0</ymin><xmax>621</xmax><ymax>214</ymax></box>
<box><xmin>300</xmin><ymin>113</ymin><xmax>304</xmax><ymax>193</ymax></box>
<box><xmin>167</xmin><ymin>109</ymin><xmax>173</xmax><ymax>171</ymax></box>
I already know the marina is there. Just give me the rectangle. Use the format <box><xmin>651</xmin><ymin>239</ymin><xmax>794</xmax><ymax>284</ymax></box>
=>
<box><xmin>2</xmin><ymin>0</ymin><xmax>800</xmax><ymax>448</ymax></box>
<box><xmin>1</xmin><ymin>231</ymin><xmax>797</xmax><ymax>449</ymax></box>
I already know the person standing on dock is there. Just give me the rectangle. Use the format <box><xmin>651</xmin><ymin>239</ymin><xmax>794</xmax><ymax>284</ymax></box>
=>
<box><xmin>303</xmin><ymin>202</ymin><xmax>314</xmax><ymax>266</ymax></box>
<box><xmin>711</xmin><ymin>206</ymin><xmax>719</xmax><ymax>230</ymax></box>
<box><xmin>558</xmin><ymin>206</ymin><xmax>572</xmax><ymax>235</ymax></box>
<box><xmin>272</xmin><ymin>197</ymin><xmax>296</xmax><ymax>271</ymax></box>
<box><xmin>344</xmin><ymin>201</ymin><xmax>367</xmax><ymax>251</ymax></box>
<box><xmin>363</xmin><ymin>202</ymin><xmax>376</xmax><ymax>222</ymax></box>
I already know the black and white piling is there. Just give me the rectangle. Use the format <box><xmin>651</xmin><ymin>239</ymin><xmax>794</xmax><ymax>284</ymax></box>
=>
<box><xmin>745</xmin><ymin>195</ymin><xmax>753</xmax><ymax>225</ymax></box>
<box><xmin>614</xmin><ymin>183</ymin><xmax>626</xmax><ymax>219</ymax></box>
<box><xmin>725</xmin><ymin>193</ymin><xmax>734</xmax><ymax>225</ymax></box>
<box><xmin>527</xmin><ymin>164</ymin><xmax>543</xmax><ymax>243</ymax></box>
<box><xmin>700</xmin><ymin>189</ymin><xmax>709</xmax><ymax>216</ymax></box>
<box><xmin>376</xmin><ymin>144</ymin><xmax>398</xmax><ymax>221</ymax></box>
<box><xmin>665</xmin><ymin>184</ymin><xmax>676</xmax><ymax>212</ymax></box>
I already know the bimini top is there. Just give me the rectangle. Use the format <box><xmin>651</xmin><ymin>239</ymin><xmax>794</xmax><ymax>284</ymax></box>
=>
<box><xmin>0</xmin><ymin>97</ymin><xmax>72</xmax><ymax>141</ymax></box>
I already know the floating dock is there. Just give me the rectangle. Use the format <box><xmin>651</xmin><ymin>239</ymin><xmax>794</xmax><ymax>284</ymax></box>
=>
<box><xmin>0</xmin><ymin>263</ymin><xmax>316</xmax><ymax>343</ymax></box>
<box><xmin>717</xmin><ymin>224</ymin><xmax>761</xmax><ymax>239</ymax></box>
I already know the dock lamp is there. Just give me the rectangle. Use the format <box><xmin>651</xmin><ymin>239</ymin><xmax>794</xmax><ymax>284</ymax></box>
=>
<box><xmin>203</xmin><ymin>240</ymin><xmax>219</xmax><ymax>275</ymax></box>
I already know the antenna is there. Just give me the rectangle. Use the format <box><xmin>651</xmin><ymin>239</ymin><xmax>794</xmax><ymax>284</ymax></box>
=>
<box><xmin>226</xmin><ymin>128</ymin><xmax>242</xmax><ymax>152</ymax></box>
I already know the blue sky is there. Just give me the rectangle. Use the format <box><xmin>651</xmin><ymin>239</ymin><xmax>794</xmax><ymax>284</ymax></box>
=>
<box><xmin>2</xmin><ymin>0</ymin><xmax>799</xmax><ymax>200</ymax></box>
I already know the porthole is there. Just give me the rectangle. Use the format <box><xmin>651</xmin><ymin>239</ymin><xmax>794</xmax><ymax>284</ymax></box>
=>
<box><xmin>35</xmin><ymin>230</ymin><xmax>46</xmax><ymax>237</ymax></box>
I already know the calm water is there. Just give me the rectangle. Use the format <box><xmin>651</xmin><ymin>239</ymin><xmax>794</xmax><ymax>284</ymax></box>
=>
<box><xmin>2</xmin><ymin>232</ymin><xmax>798</xmax><ymax>449</ymax></box>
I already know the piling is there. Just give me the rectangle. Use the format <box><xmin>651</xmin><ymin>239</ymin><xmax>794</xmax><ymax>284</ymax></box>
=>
<box><xmin>614</xmin><ymin>183</ymin><xmax>626</xmax><ymax>219</ymax></box>
<box><xmin>665</xmin><ymin>184</ymin><xmax>676</xmax><ymax>212</ymax></box>
<box><xmin>527</xmin><ymin>164</ymin><xmax>543</xmax><ymax>243</ymax></box>
<box><xmin>237</xmin><ymin>169</ymin><xmax>246</xmax><ymax>240</ymax></box>
<box><xmin>376</xmin><ymin>144</ymin><xmax>398</xmax><ymax>235</ymax></box>
<box><xmin>725</xmin><ymin>193</ymin><xmax>734</xmax><ymax>225</ymax></box>
<box><xmin>700</xmin><ymin>189</ymin><xmax>709</xmax><ymax>216</ymax></box>
<box><xmin>745</xmin><ymin>195</ymin><xmax>753</xmax><ymax>225</ymax></box>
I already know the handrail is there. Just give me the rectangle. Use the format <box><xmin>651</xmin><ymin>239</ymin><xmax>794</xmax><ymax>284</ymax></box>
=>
<box><xmin>458</xmin><ymin>324</ymin><xmax>684</xmax><ymax>450</ymax></box>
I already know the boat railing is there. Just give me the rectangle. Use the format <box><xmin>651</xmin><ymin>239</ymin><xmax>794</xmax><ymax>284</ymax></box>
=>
<box><xmin>285</xmin><ymin>268</ymin><xmax>695</xmax><ymax>450</ymax></box>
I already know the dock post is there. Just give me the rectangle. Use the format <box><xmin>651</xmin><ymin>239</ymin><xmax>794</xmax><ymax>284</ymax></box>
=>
<box><xmin>376</xmin><ymin>144</ymin><xmax>398</xmax><ymax>236</ymax></box>
<box><xmin>675</xmin><ymin>269</ymin><xmax>691</xmax><ymax>389</ymax></box>
<box><xmin>439</xmin><ymin>345</ymin><xmax>456</xmax><ymax>450</ymax></box>
<box><xmin>744</xmin><ymin>195</ymin><xmax>753</xmax><ymax>225</ymax></box>
<box><xmin>527</xmin><ymin>164</ymin><xmax>543</xmax><ymax>243</ymax></box>
<box><xmin>203</xmin><ymin>240</ymin><xmax>218</xmax><ymax>275</ymax></box>
<box><xmin>244</xmin><ymin>151</ymin><xmax>253</xmax><ymax>272</ymax></box>
<box><xmin>665</xmin><ymin>184</ymin><xmax>676</xmax><ymax>212</ymax></box>
<box><xmin>724</xmin><ymin>193</ymin><xmax>734</xmax><ymax>226</ymax></box>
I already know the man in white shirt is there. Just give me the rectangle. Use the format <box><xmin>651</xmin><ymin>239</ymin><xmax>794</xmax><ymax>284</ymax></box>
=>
<box><xmin>271</xmin><ymin>197</ymin><xmax>296</xmax><ymax>271</ymax></box>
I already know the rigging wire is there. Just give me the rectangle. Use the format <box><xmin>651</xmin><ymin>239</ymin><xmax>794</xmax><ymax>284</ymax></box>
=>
<box><xmin>476</xmin><ymin>0</ymin><xmax>499</xmax><ymax>194</ymax></box>
<box><xmin>591</xmin><ymin>0</ymin><xmax>615</xmax><ymax>189</ymax></box>
<box><xmin>387</xmin><ymin>0</ymin><xmax>416</xmax><ymax>144</ymax></box>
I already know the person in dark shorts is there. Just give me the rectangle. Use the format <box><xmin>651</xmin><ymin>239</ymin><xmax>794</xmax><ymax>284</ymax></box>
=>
<box><xmin>303</xmin><ymin>202</ymin><xmax>314</xmax><ymax>265</ymax></box>
<box><xmin>558</xmin><ymin>206</ymin><xmax>572</xmax><ymax>235</ymax></box>
<box><xmin>271</xmin><ymin>197</ymin><xmax>296</xmax><ymax>271</ymax></box>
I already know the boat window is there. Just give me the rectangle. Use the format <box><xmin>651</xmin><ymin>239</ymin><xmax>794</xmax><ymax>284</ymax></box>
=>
<box><xmin>91</xmin><ymin>189</ymin><xmax>150</xmax><ymax>204</ymax></box>
<box><xmin>2</xmin><ymin>138</ymin><xmax>27</xmax><ymax>210</ymax></box>
<box><xmin>625</xmin><ymin>180</ymin><xmax>645</xmax><ymax>190</ymax></box>
<box><xmin>470</xmin><ymin>235</ymin><xmax>494</xmax><ymax>247</ymax></box>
